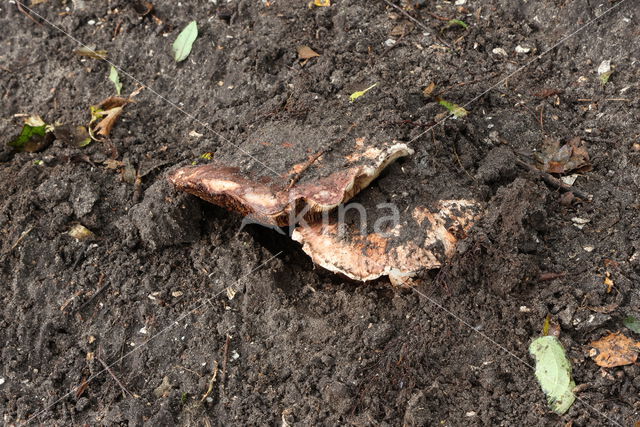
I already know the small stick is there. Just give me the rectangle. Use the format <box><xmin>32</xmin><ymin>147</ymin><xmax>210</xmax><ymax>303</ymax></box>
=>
<box><xmin>220</xmin><ymin>334</ymin><xmax>231</xmax><ymax>386</ymax></box>
<box><xmin>97</xmin><ymin>354</ymin><xmax>135</xmax><ymax>398</ymax></box>
<box><xmin>16</xmin><ymin>1</ymin><xmax>43</xmax><ymax>27</ymax></box>
<box><xmin>200</xmin><ymin>360</ymin><xmax>219</xmax><ymax>402</ymax></box>
<box><xmin>516</xmin><ymin>159</ymin><xmax>592</xmax><ymax>200</ymax></box>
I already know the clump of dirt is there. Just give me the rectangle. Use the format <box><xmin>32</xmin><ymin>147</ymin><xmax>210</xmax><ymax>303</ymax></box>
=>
<box><xmin>1</xmin><ymin>0</ymin><xmax>639</xmax><ymax>426</ymax></box>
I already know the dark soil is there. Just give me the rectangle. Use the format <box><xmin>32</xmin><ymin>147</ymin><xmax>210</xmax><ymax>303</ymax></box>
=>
<box><xmin>1</xmin><ymin>0</ymin><xmax>639</xmax><ymax>425</ymax></box>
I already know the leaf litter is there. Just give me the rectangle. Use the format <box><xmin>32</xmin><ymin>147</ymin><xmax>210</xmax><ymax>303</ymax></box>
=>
<box><xmin>349</xmin><ymin>83</ymin><xmax>378</xmax><ymax>102</ymax></box>
<box><xmin>74</xmin><ymin>44</ymin><xmax>108</xmax><ymax>60</ymax></box>
<box><xmin>529</xmin><ymin>336</ymin><xmax>576</xmax><ymax>415</ymax></box>
<box><xmin>109</xmin><ymin>66</ymin><xmax>123</xmax><ymax>95</ymax></box>
<box><xmin>623</xmin><ymin>316</ymin><xmax>640</xmax><ymax>334</ymax></box>
<box><xmin>590</xmin><ymin>332</ymin><xmax>640</xmax><ymax>368</ymax></box>
<box><xmin>88</xmin><ymin>96</ymin><xmax>133</xmax><ymax>140</ymax></box>
<box><xmin>173</xmin><ymin>21</ymin><xmax>198</xmax><ymax>62</ymax></box>
<box><xmin>535</xmin><ymin>137</ymin><xmax>591</xmax><ymax>174</ymax></box>
<box><xmin>8</xmin><ymin>115</ymin><xmax>55</xmax><ymax>152</ymax></box>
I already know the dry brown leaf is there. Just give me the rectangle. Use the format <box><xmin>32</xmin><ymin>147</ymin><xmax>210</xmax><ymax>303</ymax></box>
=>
<box><xmin>423</xmin><ymin>81</ymin><xmax>436</xmax><ymax>97</ymax></box>
<box><xmin>103</xmin><ymin>159</ymin><xmax>124</xmax><ymax>170</ymax></box>
<box><xmin>535</xmin><ymin>137</ymin><xmax>591</xmax><ymax>174</ymax></box>
<box><xmin>297</xmin><ymin>45</ymin><xmax>320</xmax><ymax>60</ymax></box>
<box><xmin>89</xmin><ymin>96</ymin><xmax>133</xmax><ymax>139</ymax></box>
<box><xmin>590</xmin><ymin>332</ymin><xmax>640</xmax><ymax>368</ymax></box>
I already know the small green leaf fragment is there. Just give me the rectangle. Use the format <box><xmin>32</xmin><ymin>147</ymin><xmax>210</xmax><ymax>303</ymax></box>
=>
<box><xmin>437</xmin><ymin>98</ymin><xmax>468</xmax><ymax>118</ymax></box>
<box><xmin>8</xmin><ymin>116</ymin><xmax>50</xmax><ymax>151</ymax></box>
<box><xmin>349</xmin><ymin>83</ymin><xmax>378</xmax><ymax>102</ymax></box>
<box><xmin>173</xmin><ymin>21</ymin><xmax>198</xmax><ymax>62</ymax></box>
<box><xmin>599</xmin><ymin>70</ymin><xmax>613</xmax><ymax>85</ymax></box>
<box><xmin>109</xmin><ymin>66</ymin><xmax>122</xmax><ymax>95</ymax></box>
<box><xmin>623</xmin><ymin>315</ymin><xmax>640</xmax><ymax>334</ymax></box>
<box><xmin>74</xmin><ymin>45</ymin><xmax>108</xmax><ymax>60</ymax></box>
<box><xmin>447</xmin><ymin>19</ymin><xmax>469</xmax><ymax>29</ymax></box>
<box><xmin>33</xmin><ymin>159</ymin><xmax>44</xmax><ymax>166</ymax></box>
<box><xmin>529</xmin><ymin>336</ymin><xmax>576</xmax><ymax>415</ymax></box>
<box><xmin>200</xmin><ymin>152</ymin><xmax>214</xmax><ymax>160</ymax></box>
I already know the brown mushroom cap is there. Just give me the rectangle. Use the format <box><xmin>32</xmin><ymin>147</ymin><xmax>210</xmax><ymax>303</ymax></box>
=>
<box><xmin>168</xmin><ymin>122</ymin><xmax>413</xmax><ymax>226</ymax></box>
<box><xmin>291</xmin><ymin>199</ymin><xmax>481</xmax><ymax>285</ymax></box>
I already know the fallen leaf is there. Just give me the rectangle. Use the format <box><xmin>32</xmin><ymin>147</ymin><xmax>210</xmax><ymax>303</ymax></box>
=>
<box><xmin>173</xmin><ymin>21</ymin><xmax>198</xmax><ymax>62</ymax></box>
<box><xmin>54</xmin><ymin>124</ymin><xmax>91</xmax><ymax>147</ymax></box>
<box><xmin>74</xmin><ymin>45</ymin><xmax>108</xmax><ymax>60</ymax></box>
<box><xmin>68</xmin><ymin>224</ymin><xmax>95</xmax><ymax>241</ymax></box>
<box><xmin>535</xmin><ymin>137</ymin><xmax>591</xmax><ymax>174</ymax></box>
<box><xmin>604</xmin><ymin>272</ymin><xmax>614</xmax><ymax>293</ymax></box>
<box><xmin>444</xmin><ymin>19</ymin><xmax>469</xmax><ymax>30</ymax></box>
<box><xmin>349</xmin><ymin>83</ymin><xmax>378</xmax><ymax>102</ymax></box>
<box><xmin>153</xmin><ymin>376</ymin><xmax>172</xmax><ymax>398</ymax></box>
<box><xmin>109</xmin><ymin>66</ymin><xmax>123</xmax><ymax>95</ymax></box>
<box><xmin>437</xmin><ymin>97</ymin><xmax>468</xmax><ymax>118</ymax></box>
<box><xmin>88</xmin><ymin>96</ymin><xmax>133</xmax><ymax>140</ymax></box>
<box><xmin>590</xmin><ymin>332</ymin><xmax>640</xmax><ymax>368</ymax></box>
<box><xmin>313</xmin><ymin>0</ymin><xmax>330</xmax><ymax>6</ymax></box>
<box><xmin>75</xmin><ymin>377</ymin><xmax>89</xmax><ymax>399</ymax></box>
<box><xmin>623</xmin><ymin>316</ymin><xmax>640</xmax><ymax>334</ymax></box>
<box><xmin>529</xmin><ymin>336</ymin><xmax>576</xmax><ymax>415</ymax></box>
<box><xmin>533</xmin><ymin>88</ymin><xmax>564</xmax><ymax>98</ymax></box>
<box><xmin>103</xmin><ymin>159</ymin><xmax>125</xmax><ymax>170</ymax></box>
<box><xmin>389</xmin><ymin>22</ymin><xmax>414</xmax><ymax>37</ymax></box>
<box><xmin>8</xmin><ymin>115</ymin><xmax>54</xmax><ymax>152</ymax></box>
<box><xmin>297</xmin><ymin>45</ymin><xmax>320</xmax><ymax>60</ymax></box>
<box><xmin>422</xmin><ymin>81</ymin><xmax>436</xmax><ymax>97</ymax></box>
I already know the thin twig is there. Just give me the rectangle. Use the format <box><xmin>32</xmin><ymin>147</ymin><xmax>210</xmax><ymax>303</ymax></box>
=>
<box><xmin>220</xmin><ymin>334</ymin><xmax>231</xmax><ymax>386</ymax></box>
<box><xmin>16</xmin><ymin>1</ymin><xmax>43</xmax><ymax>26</ymax></box>
<box><xmin>516</xmin><ymin>158</ymin><xmax>592</xmax><ymax>200</ymax></box>
<box><xmin>97</xmin><ymin>354</ymin><xmax>135</xmax><ymax>398</ymax></box>
<box><xmin>200</xmin><ymin>360</ymin><xmax>219</xmax><ymax>402</ymax></box>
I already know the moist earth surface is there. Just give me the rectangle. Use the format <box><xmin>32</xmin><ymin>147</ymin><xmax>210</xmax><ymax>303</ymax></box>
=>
<box><xmin>1</xmin><ymin>0</ymin><xmax>639</xmax><ymax>425</ymax></box>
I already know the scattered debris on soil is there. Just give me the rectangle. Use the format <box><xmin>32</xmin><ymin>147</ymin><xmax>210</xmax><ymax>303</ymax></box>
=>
<box><xmin>2</xmin><ymin>0</ymin><xmax>638</xmax><ymax>424</ymax></box>
<box><xmin>535</xmin><ymin>137</ymin><xmax>591</xmax><ymax>174</ymax></box>
<box><xmin>88</xmin><ymin>96</ymin><xmax>133</xmax><ymax>140</ymax></box>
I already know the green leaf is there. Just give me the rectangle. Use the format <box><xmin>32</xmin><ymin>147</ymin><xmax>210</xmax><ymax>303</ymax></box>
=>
<box><xmin>599</xmin><ymin>70</ymin><xmax>613</xmax><ymax>85</ymax></box>
<box><xmin>529</xmin><ymin>336</ymin><xmax>576</xmax><ymax>415</ymax></box>
<box><xmin>623</xmin><ymin>315</ymin><xmax>640</xmax><ymax>334</ymax></box>
<box><xmin>8</xmin><ymin>116</ymin><xmax>54</xmax><ymax>152</ymax></box>
<box><xmin>173</xmin><ymin>21</ymin><xmax>198</xmax><ymax>62</ymax></box>
<box><xmin>349</xmin><ymin>83</ymin><xmax>378</xmax><ymax>102</ymax></box>
<box><xmin>109</xmin><ymin>66</ymin><xmax>122</xmax><ymax>95</ymax></box>
<box><xmin>437</xmin><ymin>98</ymin><xmax>468</xmax><ymax>118</ymax></box>
<box><xmin>447</xmin><ymin>19</ymin><xmax>469</xmax><ymax>29</ymax></box>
